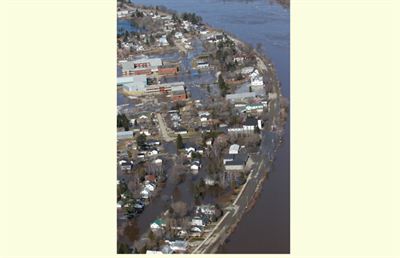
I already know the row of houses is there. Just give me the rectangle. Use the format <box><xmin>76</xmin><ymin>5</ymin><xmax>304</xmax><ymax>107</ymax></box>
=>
<box><xmin>147</xmin><ymin>205</ymin><xmax>218</xmax><ymax>253</ymax></box>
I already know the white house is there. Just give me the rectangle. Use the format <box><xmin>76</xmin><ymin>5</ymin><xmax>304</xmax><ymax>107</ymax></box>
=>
<box><xmin>147</xmin><ymin>149</ymin><xmax>159</xmax><ymax>156</ymax></box>
<box><xmin>251</xmin><ymin>76</ymin><xmax>264</xmax><ymax>86</ymax></box>
<box><xmin>145</xmin><ymin>183</ymin><xmax>155</xmax><ymax>192</ymax></box>
<box><xmin>141</xmin><ymin>189</ymin><xmax>150</xmax><ymax>198</ymax></box>
<box><xmin>190</xmin><ymin>163</ymin><xmax>200</xmax><ymax>171</ymax></box>
<box><xmin>228</xmin><ymin>144</ymin><xmax>240</xmax><ymax>154</ymax></box>
<box><xmin>175</xmin><ymin>32</ymin><xmax>183</xmax><ymax>39</ymax></box>
<box><xmin>117</xmin><ymin>10</ymin><xmax>129</xmax><ymax>18</ymax></box>
<box><xmin>204</xmin><ymin>176</ymin><xmax>216</xmax><ymax>186</ymax></box>
<box><xmin>140</xmin><ymin>130</ymin><xmax>151</xmax><ymax>136</ymax></box>
<box><xmin>150</xmin><ymin>218</ymin><xmax>166</xmax><ymax>230</ymax></box>
<box><xmin>159</xmin><ymin>35</ymin><xmax>169</xmax><ymax>46</ymax></box>
<box><xmin>146</xmin><ymin>250</ymin><xmax>163</xmax><ymax>254</ymax></box>
<box><xmin>191</xmin><ymin>217</ymin><xmax>205</xmax><ymax>227</ymax></box>
<box><xmin>169</xmin><ymin>240</ymin><xmax>188</xmax><ymax>252</ymax></box>
<box><xmin>153</xmin><ymin>158</ymin><xmax>163</xmax><ymax>164</ymax></box>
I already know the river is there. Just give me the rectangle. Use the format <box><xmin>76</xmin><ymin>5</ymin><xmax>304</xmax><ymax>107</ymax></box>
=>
<box><xmin>125</xmin><ymin>0</ymin><xmax>290</xmax><ymax>253</ymax></box>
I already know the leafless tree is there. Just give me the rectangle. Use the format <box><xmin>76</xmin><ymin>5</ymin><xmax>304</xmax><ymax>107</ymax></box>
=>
<box><xmin>171</xmin><ymin>201</ymin><xmax>188</xmax><ymax>218</ymax></box>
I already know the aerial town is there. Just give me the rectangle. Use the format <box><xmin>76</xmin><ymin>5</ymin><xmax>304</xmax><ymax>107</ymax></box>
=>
<box><xmin>116</xmin><ymin>1</ymin><xmax>288</xmax><ymax>254</ymax></box>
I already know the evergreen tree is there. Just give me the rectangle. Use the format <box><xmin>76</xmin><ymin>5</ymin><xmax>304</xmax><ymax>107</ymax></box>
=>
<box><xmin>176</xmin><ymin>134</ymin><xmax>184</xmax><ymax>149</ymax></box>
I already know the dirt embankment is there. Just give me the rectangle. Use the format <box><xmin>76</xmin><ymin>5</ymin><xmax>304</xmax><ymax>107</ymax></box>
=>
<box><xmin>273</xmin><ymin>0</ymin><xmax>290</xmax><ymax>9</ymax></box>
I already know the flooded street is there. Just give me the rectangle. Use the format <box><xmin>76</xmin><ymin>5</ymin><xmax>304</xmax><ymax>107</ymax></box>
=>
<box><xmin>121</xmin><ymin>0</ymin><xmax>290</xmax><ymax>253</ymax></box>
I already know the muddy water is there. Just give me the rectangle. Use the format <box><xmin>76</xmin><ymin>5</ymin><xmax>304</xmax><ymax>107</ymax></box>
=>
<box><xmin>124</xmin><ymin>0</ymin><xmax>290</xmax><ymax>253</ymax></box>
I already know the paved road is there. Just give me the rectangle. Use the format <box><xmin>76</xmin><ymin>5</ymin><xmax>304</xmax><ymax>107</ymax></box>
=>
<box><xmin>192</xmin><ymin>157</ymin><xmax>267</xmax><ymax>253</ymax></box>
<box><xmin>156</xmin><ymin>113</ymin><xmax>174</xmax><ymax>142</ymax></box>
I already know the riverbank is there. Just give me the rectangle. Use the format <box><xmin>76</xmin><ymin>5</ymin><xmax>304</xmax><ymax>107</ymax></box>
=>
<box><xmin>190</xmin><ymin>41</ymin><xmax>285</xmax><ymax>254</ymax></box>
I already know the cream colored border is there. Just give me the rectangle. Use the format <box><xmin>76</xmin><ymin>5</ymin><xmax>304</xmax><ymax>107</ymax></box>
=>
<box><xmin>2</xmin><ymin>0</ymin><xmax>398</xmax><ymax>257</ymax></box>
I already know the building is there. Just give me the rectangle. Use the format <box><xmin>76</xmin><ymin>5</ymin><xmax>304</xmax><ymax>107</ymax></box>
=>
<box><xmin>243</xmin><ymin>117</ymin><xmax>258</xmax><ymax>132</ymax></box>
<box><xmin>224</xmin><ymin>153</ymin><xmax>249</xmax><ymax>171</ymax></box>
<box><xmin>245</xmin><ymin>103</ymin><xmax>265</xmax><ymax>113</ymax></box>
<box><xmin>229</xmin><ymin>144</ymin><xmax>240</xmax><ymax>154</ymax></box>
<box><xmin>158</xmin><ymin>65</ymin><xmax>179</xmax><ymax>76</ymax></box>
<box><xmin>175</xmin><ymin>32</ymin><xmax>183</xmax><ymax>39</ymax></box>
<box><xmin>226</xmin><ymin>92</ymin><xmax>256</xmax><ymax>102</ymax></box>
<box><xmin>121</xmin><ymin>58</ymin><xmax>163</xmax><ymax>75</ymax></box>
<box><xmin>159</xmin><ymin>35</ymin><xmax>169</xmax><ymax>46</ymax></box>
<box><xmin>223</xmin><ymin>154</ymin><xmax>235</xmax><ymax>164</ymax></box>
<box><xmin>117</xmin><ymin>10</ymin><xmax>129</xmax><ymax>18</ymax></box>
<box><xmin>174</xmin><ymin>127</ymin><xmax>188</xmax><ymax>135</ymax></box>
<box><xmin>197</xmin><ymin>61</ymin><xmax>209</xmax><ymax>69</ymax></box>
<box><xmin>117</xmin><ymin>131</ymin><xmax>133</xmax><ymax>140</ymax></box>
<box><xmin>150</xmin><ymin>218</ymin><xmax>166</xmax><ymax>230</ymax></box>
<box><xmin>169</xmin><ymin>240</ymin><xmax>188</xmax><ymax>252</ymax></box>
<box><xmin>120</xmin><ymin>74</ymin><xmax>147</xmax><ymax>94</ymax></box>
<box><xmin>171</xmin><ymin>85</ymin><xmax>187</xmax><ymax>101</ymax></box>
<box><xmin>146</xmin><ymin>251</ymin><xmax>163</xmax><ymax>254</ymax></box>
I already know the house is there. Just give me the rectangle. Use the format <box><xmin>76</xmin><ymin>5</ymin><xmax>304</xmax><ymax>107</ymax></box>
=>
<box><xmin>199</xmin><ymin>125</ymin><xmax>211</xmax><ymax>133</ymax></box>
<box><xmin>159</xmin><ymin>35</ymin><xmax>169</xmax><ymax>46</ymax></box>
<box><xmin>177</xmin><ymin>230</ymin><xmax>188</xmax><ymax>239</ymax></box>
<box><xmin>161</xmin><ymin>245</ymin><xmax>173</xmax><ymax>254</ymax></box>
<box><xmin>223</xmin><ymin>154</ymin><xmax>235</xmax><ymax>164</ymax></box>
<box><xmin>204</xmin><ymin>176</ymin><xmax>216</xmax><ymax>186</ymax></box>
<box><xmin>245</xmin><ymin>103</ymin><xmax>264</xmax><ymax>113</ymax></box>
<box><xmin>205</xmin><ymin>138</ymin><xmax>213</xmax><ymax>146</ymax></box>
<box><xmin>169</xmin><ymin>240</ymin><xmax>188</xmax><ymax>252</ymax></box>
<box><xmin>251</xmin><ymin>75</ymin><xmax>264</xmax><ymax>86</ymax></box>
<box><xmin>199</xmin><ymin>114</ymin><xmax>208</xmax><ymax>122</ymax></box>
<box><xmin>140</xmin><ymin>130</ymin><xmax>151</xmax><ymax>136</ymax></box>
<box><xmin>190</xmin><ymin>227</ymin><xmax>202</xmax><ymax>237</ymax></box>
<box><xmin>146</xmin><ymin>139</ymin><xmax>161</xmax><ymax>146</ymax></box>
<box><xmin>117</xmin><ymin>10</ymin><xmax>129</xmax><ymax>18</ymax></box>
<box><xmin>224</xmin><ymin>153</ymin><xmax>249</xmax><ymax>171</ymax></box>
<box><xmin>137</xmin><ymin>152</ymin><xmax>146</xmax><ymax>159</ymax></box>
<box><xmin>185</xmin><ymin>146</ymin><xmax>196</xmax><ymax>154</ymax></box>
<box><xmin>153</xmin><ymin>158</ymin><xmax>163</xmax><ymax>165</ymax></box>
<box><xmin>133</xmin><ymin>203</ymin><xmax>144</xmax><ymax>210</ymax></box>
<box><xmin>141</xmin><ymin>189</ymin><xmax>150</xmax><ymax>198</ymax></box>
<box><xmin>117</xmin><ymin>131</ymin><xmax>134</xmax><ymax>140</ymax></box>
<box><xmin>190</xmin><ymin>160</ymin><xmax>201</xmax><ymax>171</ymax></box>
<box><xmin>139</xmin><ymin>114</ymin><xmax>148</xmax><ymax>120</ymax></box>
<box><xmin>197</xmin><ymin>61</ymin><xmax>209</xmax><ymax>69</ymax></box>
<box><xmin>150</xmin><ymin>218</ymin><xmax>166</xmax><ymax>230</ymax></box>
<box><xmin>147</xmin><ymin>149</ymin><xmax>159</xmax><ymax>156</ymax></box>
<box><xmin>243</xmin><ymin>117</ymin><xmax>258</xmax><ymax>132</ymax></box>
<box><xmin>174</xmin><ymin>32</ymin><xmax>183</xmax><ymax>39</ymax></box>
<box><xmin>234</xmin><ymin>56</ymin><xmax>245</xmax><ymax>63</ymax></box>
<box><xmin>191</xmin><ymin>216</ymin><xmax>205</xmax><ymax>227</ymax></box>
<box><xmin>146</xmin><ymin>250</ymin><xmax>163</xmax><ymax>254</ymax></box>
<box><xmin>197</xmin><ymin>204</ymin><xmax>216</xmax><ymax>216</ymax></box>
<box><xmin>174</xmin><ymin>127</ymin><xmax>188</xmax><ymax>135</ymax></box>
<box><xmin>145</xmin><ymin>174</ymin><xmax>157</xmax><ymax>182</ymax></box>
<box><xmin>229</xmin><ymin>144</ymin><xmax>240</xmax><ymax>154</ymax></box>
<box><xmin>119</xmin><ymin>160</ymin><xmax>132</xmax><ymax>170</ymax></box>
<box><xmin>145</xmin><ymin>183</ymin><xmax>156</xmax><ymax>192</ymax></box>
<box><xmin>241</xmin><ymin>66</ymin><xmax>255</xmax><ymax>75</ymax></box>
